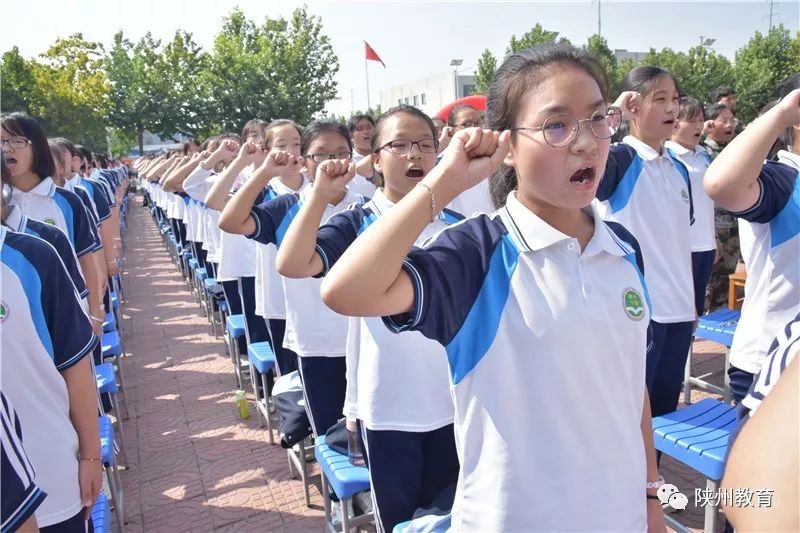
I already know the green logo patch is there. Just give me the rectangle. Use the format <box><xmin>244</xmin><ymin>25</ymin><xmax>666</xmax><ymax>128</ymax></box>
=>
<box><xmin>0</xmin><ymin>301</ymin><xmax>8</xmax><ymax>322</ymax></box>
<box><xmin>623</xmin><ymin>288</ymin><xmax>645</xmax><ymax>321</ymax></box>
<box><xmin>681</xmin><ymin>190</ymin><xmax>689</xmax><ymax>203</ymax></box>
<box><xmin>44</xmin><ymin>218</ymin><xmax>57</xmax><ymax>225</ymax></box>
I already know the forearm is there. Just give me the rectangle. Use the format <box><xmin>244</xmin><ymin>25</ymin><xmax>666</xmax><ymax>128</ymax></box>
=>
<box><xmin>274</xmin><ymin>194</ymin><xmax>330</xmax><ymax>278</ymax></box>
<box><xmin>100</xmin><ymin>221</ymin><xmax>116</xmax><ymax>265</ymax></box>
<box><xmin>641</xmin><ymin>393</ymin><xmax>661</xmax><ymax>489</ymax></box>
<box><xmin>78</xmin><ymin>254</ymin><xmax>103</xmax><ymax>321</ymax></box>
<box><xmin>163</xmin><ymin>159</ymin><xmax>200</xmax><ymax>193</ymax></box>
<box><xmin>321</xmin><ymin>170</ymin><xmax>459</xmax><ymax>316</ymax></box>
<box><xmin>63</xmin><ymin>357</ymin><xmax>101</xmax><ymax>459</ymax></box>
<box><xmin>158</xmin><ymin>159</ymin><xmax>182</xmax><ymax>186</ymax></box>
<box><xmin>205</xmin><ymin>159</ymin><xmax>247</xmax><ymax>211</ymax></box>
<box><xmin>218</xmin><ymin>172</ymin><xmax>269</xmax><ymax>234</ymax></box>
<box><xmin>704</xmin><ymin>109</ymin><xmax>785</xmax><ymax>212</ymax></box>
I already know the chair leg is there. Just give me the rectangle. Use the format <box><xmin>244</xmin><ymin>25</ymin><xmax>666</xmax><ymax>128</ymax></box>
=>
<box><xmin>321</xmin><ymin>470</ymin><xmax>332</xmax><ymax>525</ymax></box>
<box><xmin>250</xmin><ymin>363</ymin><xmax>263</xmax><ymax>428</ymax></box>
<box><xmin>342</xmin><ymin>498</ymin><xmax>353</xmax><ymax>533</ymax></box>
<box><xmin>683</xmin><ymin>343</ymin><xmax>693</xmax><ymax>405</ymax></box>
<box><xmin>109</xmin><ymin>394</ymin><xmax>128</xmax><ymax>468</ymax></box>
<box><xmin>704</xmin><ymin>479</ymin><xmax>718</xmax><ymax>533</ymax></box>
<box><xmin>260</xmin><ymin>372</ymin><xmax>274</xmax><ymax>444</ymax></box>
<box><xmin>300</xmin><ymin>439</ymin><xmax>311</xmax><ymax>507</ymax></box>
<box><xmin>723</xmin><ymin>349</ymin><xmax>732</xmax><ymax>404</ymax></box>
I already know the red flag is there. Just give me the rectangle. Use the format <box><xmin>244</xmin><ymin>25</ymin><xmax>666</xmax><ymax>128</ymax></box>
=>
<box><xmin>364</xmin><ymin>41</ymin><xmax>385</xmax><ymax>68</ymax></box>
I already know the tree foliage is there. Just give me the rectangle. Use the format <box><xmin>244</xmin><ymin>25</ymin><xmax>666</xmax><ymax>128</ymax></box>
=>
<box><xmin>474</xmin><ymin>49</ymin><xmax>497</xmax><ymax>95</ymax></box>
<box><xmin>506</xmin><ymin>23</ymin><xmax>571</xmax><ymax>57</ymax></box>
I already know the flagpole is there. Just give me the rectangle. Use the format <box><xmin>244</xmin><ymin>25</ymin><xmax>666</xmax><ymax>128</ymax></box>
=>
<box><xmin>365</xmin><ymin>55</ymin><xmax>371</xmax><ymax>111</ymax></box>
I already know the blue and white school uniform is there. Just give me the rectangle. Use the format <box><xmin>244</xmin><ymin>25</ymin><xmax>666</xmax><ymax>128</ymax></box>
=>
<box><xmin>183</xmin><ymin>167</ymin><xmax>220</xmax><ymax>265</ymax></box>
<box><xmin>387</xmin><ymin>191</ymin><xmax>651</xmax><ymax>532</ymax></box>
<box><xmin>8</xmin><ymin>177</ymin><xmax>98</xmax><ymax>263</ymax></box>
<box><xmin>253</xmin><ymin>176</ymin><xmax>309</xmax><ymax>375</ymax></box>
<box><xmin>727</xmin><ymin>151</ymin><xmax>800</xmax><ymax>401</ymax></box>
<box><xmin>596</xmin><ymin>135</ymin><xmax>695</xmax><ymax>417</ymax></box>
<box><xmin>248</xmin><ymin>186</ymin><xmax>362</xmax><ymax>433</ymax></box>
<box><xmin>315</xmin><ymin>188</ymin><xmax>462</xmax><ymax>531</ymax></box>
<box><xmin>739</xmin><ymin>312</ymin><xmax>799</xmax><ymax>419</ymax></box>
<box><xmin>3</xmin><ymin>206</ymin><xmax>88</xmax><ymax>301</ymax></box>
<box><xmin>447</xmin><ymin>178</ymin><xmax>493</xmax><ymax>216</ymax></box>
<box><xmin>665</xmin><ymin>141</ymin><xmax>716</xmax><ymax>316</ymax></box>
<box><xmin>70</xmin><ymin>174</ymin><xmax>113</xmax><ymax>225</ymax></box>
<box><xmin>1</xmin><ymin>391</ymin><xmax>47</xmax><ymax>533</ymax></box>
<box><xmin>0</xmin><ymin>228</ymin><xmax>97</xmax><ymax>527</ymax></box>
<box><xmin>215</xmin><ymin>173</ymin><xmax>268</xmax><ymax>345</ymax></box>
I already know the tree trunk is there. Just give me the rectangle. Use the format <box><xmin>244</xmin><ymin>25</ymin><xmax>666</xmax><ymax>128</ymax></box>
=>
<box><xmin>137</xmin><ymin>127</ymin><xmax>144</xmax><ymax>156</ymax></box>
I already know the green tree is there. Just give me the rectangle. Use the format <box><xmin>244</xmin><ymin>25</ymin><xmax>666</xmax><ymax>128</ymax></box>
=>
<box><xmin>157</xmin><ymin>31</ymin><xmax>210</xmax><ymax>137</ymax></box>
<box><xmin>641</xmin><ymin>46</ymin><xmax>734</xmax><ymax>104</ymax></box>
<box><xmin>585</xmin><ymin>34</ymin><xmax>616</xmax><ymax>93</ymax></box>
<box><xmin>506</xmin><ymin>23</ymin><xmax>570</xmax><ymax>57</ymax></box>
<box><xmin>31</xmin><ymin>34</ymin><xmax>110</xmax><ymax>149</ymax></box>
<box><xmin>474</xmin><ymin>49</ymin><xmax>497</xmax><ymax>95</ymax></box>
<box><xmin>203</xmin><ymin>7</ymin><xmax>339</xmax><ymax>132</ymax></box>
<box><xmin>1</xmin><ymin>47</ymin><xmax>39</xmax><ymax>114</ymax></box>
<box><xmin>733</xmin><ymin>25</ymin><xmax>800</xmax><ymax>123</ymax></box>
<box><xmin>612</xmin><ymin>57</ymin><xmax>639</xmax><ymax>95</ymax></box>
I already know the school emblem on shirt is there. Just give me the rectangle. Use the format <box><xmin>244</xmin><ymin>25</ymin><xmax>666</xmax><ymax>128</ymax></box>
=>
<box><xmin>622</xmin><ymin>288</ymin><xmax>645</xmax><ymax>321</ymax></box>
<box><xmin>44</xmin><ymin>218</ymin><xmax>57</xmax><ymax>225</ymax></box>
<box><xmin>0</xmin><ymin>301</ymin><xmax>7</xmax><ymax>322</ymax></box>
<box><xmin>681</xmin><ymin>190</ymin><xmax>689</xmax><ymax>204</ymax></box>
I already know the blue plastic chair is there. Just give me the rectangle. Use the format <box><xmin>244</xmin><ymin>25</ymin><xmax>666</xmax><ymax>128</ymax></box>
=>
<box><xmin>91</xmin><ymin>494</ymin><xmax>111</xmax><ymax>533</ymax></box>
<box><xmin>684</xmin><ymin>308</ymin><xmax>741</xmax><ymax>404</ymax></box>
<box><xmin>652</xmin><ymin>398</ymin><xmax>736</xmax><ymax>533</ymax></box>
<box><xmin>102</xmin><ymin>311</ymin><xmax>116</xmax><ymax>333</ymax></box>
<box><xmin>99</xmin><ymin>415</ymin><xmax>126</xmax><ymax>527</ymax></box>
<box><xmin>315</xmin><ymin>435</ymin><xmax>373</xmax><ymax>532</ymax></box>
<box><xmin>246</xmin><ymin>342</ymin><xmax>276</xmax><ymax>444</ymax></box>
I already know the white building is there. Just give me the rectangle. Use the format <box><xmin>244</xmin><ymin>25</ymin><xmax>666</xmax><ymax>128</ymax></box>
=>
<box><xmin>614</xmin><ymin>49</ymin><xmax>648</xmax><ymax>64</ymax></box>
<box><xmin>378</xmin><ymin>72</ymin><xmax>477</xmax><ymax>117</ymax></box>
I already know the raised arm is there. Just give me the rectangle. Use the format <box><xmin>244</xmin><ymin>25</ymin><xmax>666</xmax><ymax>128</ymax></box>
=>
<box><xmin>219</xmin><ymin>151</ymin><xmax>303</xmax><ymax>235</ymax></box>
<box><xmin>163</xmin><ymin>153</ymin><xmax>202</xmax><ymax>192</ymax></box>
<box><xmin>275</xmin><ymin>159</ymin><xmax>355</xmax><ymax>278</ymax></box>
<box><xmin>204</xmin><ymin>141</ymin><xmax>262</xmax><ymax>211</ymax></box>
<box><xmin>704</xmin><ymin>89</ymin><xmax>800</xmax><ymax>213</ymax></box>
<box><xmin>320</xmin><ymin>129</ymin><xmax>509</xmax><ymax>317</ymax></box>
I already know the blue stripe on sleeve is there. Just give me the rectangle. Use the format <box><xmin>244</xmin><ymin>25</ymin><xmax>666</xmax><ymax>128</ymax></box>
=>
<box><xmin>51</xmin><ymin>191</ymin><xmax>75</xmax><ymax>244</ymax></box>
<box><xmin>1</xmin><ymin>246</ymin><xmax>53</xmax><ymax>359</ymax></box>
<box><xmin>769</xmin><ymin>176</ymin><xmax>800</xmax><ymax>248</ymax></box>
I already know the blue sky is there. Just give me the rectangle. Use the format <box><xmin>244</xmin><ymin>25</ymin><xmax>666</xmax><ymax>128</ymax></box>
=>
<box><xmin>3</xmin><ymin>1</ymin><xmax>797</xmax><ymax>114</ymax></box>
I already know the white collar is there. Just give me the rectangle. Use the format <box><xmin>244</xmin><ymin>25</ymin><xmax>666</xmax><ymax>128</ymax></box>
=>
<box><xmin>269</xmin><ymin>174</ymin><xmax>309</xmax><ymax>195</ymax></box>
<box><xmin>501</xmin><ymin>191</ymin><xmax>630</xmax><ymax>257</ymax></box>
<box><xmin>664</xmin><ymin>140</ymin><xmax>705</xmax><ymax>157</ymax></box>
<box><xmin>3</xmin><ymin>206</ymin><xmax>26</xmax><ymax>232</ymax></box>
<box><xmin>623</xmin><ymin>136</ymin><xmax>663</xmax><ymax>162</ymax></box>
<box><xmin>777</xmin><ymin>150</ymin><xmax>800</xmax><ymax>171</ymax></box>
<box><xmin>12</xmin><ymin>177</ymin><xmax>55</xmax><ymax>201</ymax></box>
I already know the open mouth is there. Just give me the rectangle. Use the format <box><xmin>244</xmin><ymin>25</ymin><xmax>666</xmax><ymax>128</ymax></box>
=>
<box><xmin>664</xmin><ymin>119</ymin><xmax>675</xmax><ymax>126</ymax></box>
<box><xmin>570</xmin><ymin>167</ymin><xmax>595</xmax><ymax>189</ymax></box>
<box><xmin>405</xmin><ymin>166</ymin><xmax>425</xmax><ymax>179</ymax></box>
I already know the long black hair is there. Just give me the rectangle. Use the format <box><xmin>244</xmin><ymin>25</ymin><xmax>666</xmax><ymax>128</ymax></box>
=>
<box><xmin>0</xmin><ymin>112</ymin><xmax>55</xmax><ymax>179</ymax></box>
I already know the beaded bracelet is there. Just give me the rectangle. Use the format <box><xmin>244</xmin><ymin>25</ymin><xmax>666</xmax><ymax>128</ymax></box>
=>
<box><xmin>417</xmin><ymin>183</ymin><xmax>436</xmax><ymax>223</ymax></box>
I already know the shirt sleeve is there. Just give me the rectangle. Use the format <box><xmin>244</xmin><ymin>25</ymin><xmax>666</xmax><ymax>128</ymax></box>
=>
<box><xmin>596</xmin><ymin>143</ymin><xmax>639</xmax><ymax>202</ymax></box>
<box><xmin>247</xmin><ymin>194</ymin><xmax>300</xmax><ymax>246</ymax></box>
<box><xmin>1</xmin><ymin>391</ymin><xmax>47</xmax><ymax>533</ymax></box>
<box><xmin>383</xmin><ymin>215</ymin><xmax>507</xmax><ymax>346</ymax></box>
<box><xmin>36</xmin><ymin>224</ymin><xmax>88</xmax><ymax>299</ymax></box>
<box><xmin>39</xmin><ymin>243</ymin><xmax>97</xmax><ymax>370</ymax></box>
<box><xmin>90</xmin><ymin>185</ymin><xmax>112</xmax><ymax>222</ymax></box>
<box><xmin>183</xmin><ymin>167</ymin><xmax>215</xmax><ymax>202</ymax></box>
<box><xmin>313</xmin><ymin>206</ymin><xmax>370</xmax><ymax>278</ymax></box>
<box><xmin>728</xmin><ymin>161</ymin><xmax>798</xmax><ymax>224</ymax></box>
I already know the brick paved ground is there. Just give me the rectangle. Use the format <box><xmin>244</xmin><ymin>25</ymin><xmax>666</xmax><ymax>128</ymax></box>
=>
<box><xmin>114</xmin><ymin>196</ymin><xmax>729</xmax><ymax>532</ymax></box>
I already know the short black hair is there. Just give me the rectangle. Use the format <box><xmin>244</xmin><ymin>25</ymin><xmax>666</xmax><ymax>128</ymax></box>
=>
<box><xmin>182</xmin><ymin>138</ymin><xmax>200</xmax><ymax>155</ymax></box>
<box><xmin>74</xmin><ymin>144</ymin><xmax>93</xmax><ymax>168</ymax></box>
<box><xmin>0</xmin><ymin>112</ymin><xmax>55</xmax><ymax>179</ymax></box>
<box><xmin>705</xmin><ymin>103</ymin><xmax>731</xmax><ymax>121</ymax></box>
<box><xmin>347</xmin><ymin>114</ymin><xmax>375</xmax><ymax>134</ymax></box>
<box><xmin>370</xmin><ymin>105</ymin><xmax>436</xmax><ymax>188</ymax></box>
<box><xmin>265</xmin><ymin>119</ymin><xmax>303</xmax><ymax>149</ymax></box>
<box><xmin>777</xmin><ymin>73</ymin><xmax>800</xmax><ymax>150</ymax></box>
<box><xmin>678</xmin><ymin>97</ymin><xmax>705</xmax><ymax>121</ymax></box>
<box><xmin>51</xmin><ymin>137</ymin><xmax>77</xmax><ymax>158</ymax></box>
<box><xmin>711</xmin><ymin>85</ymin><xmax>735</xmax><ymax>103</ymax></box>
<box><xmin>95</xmin><ymin>153</ymin><xmax>109</xmax><ymax>169</ymax></box>
<box><xmin>241</xmin><ymin>119</ymin><xmax>268</xmax><ymax>144</ymax></box>
<box><xmin>301</xmin><ymin>121</ymin><xmax>352</xmax><ymax>157</ymax></box>
<box><xmin>447</xmin><ymin>104</ymin><xmax>480</xmax><ymax>127</ymax></box>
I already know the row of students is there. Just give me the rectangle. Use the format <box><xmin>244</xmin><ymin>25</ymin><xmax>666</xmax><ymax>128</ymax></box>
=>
<box><xmin>1</xmin><ymin>112</ymin><xmax>130</xmax><ymax>531</ymax></box>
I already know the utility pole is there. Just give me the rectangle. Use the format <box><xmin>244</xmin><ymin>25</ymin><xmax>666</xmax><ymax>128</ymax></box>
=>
<box><xmin>598</xmin><ymin>0</ymin><xmax>602</xmax><ymax>38</ymax></box>
<box><xmin>768</xmin><ymin>0</ymin><xmax>774</xmax><ymax>31</ymax></box>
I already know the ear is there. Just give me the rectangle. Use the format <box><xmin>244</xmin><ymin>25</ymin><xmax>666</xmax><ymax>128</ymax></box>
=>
<box><xmin>503</xmin><ymin>138</ymin><xmax>516</xmax><ymax>167</ymax></box>
<box><xmin>371</xmin><ymin>152</ymin><xmax>382</xmax><ymax>175</ymax></box>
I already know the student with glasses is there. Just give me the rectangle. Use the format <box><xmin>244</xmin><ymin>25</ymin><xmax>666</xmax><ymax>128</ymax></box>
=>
<box><xmin>318</xmin><ymin>44</ymin><xmax>662</xmax><ymax>531</ymax></box>
<box><xmin>276</xmin><ymin>106</ymin><xmax>463</xmax><ymax>532</ymax></box>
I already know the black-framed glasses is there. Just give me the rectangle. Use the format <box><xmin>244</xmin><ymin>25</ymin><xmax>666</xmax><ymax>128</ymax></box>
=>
<box><xmin>1</xmin><ymin>137</ymin><xmax>31</xmax><ymax>150</ymax></box>
<box><xmin>378</xmin><ymin>139</ymin><xmax>438</xmax><ymax>155</ymax></box>
<box><xmin>303</xmin><ymin>151</ymin><xmax>352</xmax><ymax>163</ymax></box>
<box><xmin>511</xmin><ymin>107</ymin><xmax>622</xmax><ymax>148</ymax></box>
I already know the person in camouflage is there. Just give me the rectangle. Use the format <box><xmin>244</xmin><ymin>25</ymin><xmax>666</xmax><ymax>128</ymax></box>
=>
<box><xmin>706</xmin><ymin>206</ymin><xmax>740</xmax><ymax>310</ymax></box>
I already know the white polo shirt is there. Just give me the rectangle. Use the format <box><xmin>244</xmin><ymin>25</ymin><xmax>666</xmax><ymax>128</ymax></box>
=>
<box><xmin>447</xmin><ymin>178</ymin><xmax>494</xmax><ymax>216</ymax></box>
<box><xmin>0</xmin><ymin>228</ymin><xmax>97</xmax><ymax>527</ymax></box>
<box><xmin>729</xmin><ymin>151</ymin><xmax>800</xmax><ymax>374</ymax></box>
<box><xmin>8</xmin><ymin>178</ymin><xmax>98</xmax><ymax>259</ymax></box>
<box><xmin>596</xmin><ymin>136</ymin><xmax>695</xmax><ymax>323</ymax></box>
<box><xmin>253</xmin><ymin>176</ymin><xmax>309</xmax><ymax>320</ymax></box>
<box><xmin>665</xmin><ymin>141</ymin><xmax>716</xmax><ymax>252</ymax></box>
<box><xmin>249</xmin><ymin>185</ymin><xmax>361</xmax><ymax>357</ymax></box>
<box><xmin>184</xmin><ymin>167</ymin><xmax>222</xmax><ymax>262</ymax></box>
<box><xmin>386</xmin><ymin>191</ymin><xmax>650</xmax><ymax>531</ymax></box>
<box><xmin>316</xmin><ymin>189</ymin><xmax>463</xmax><ymax>431</ymax></box>
<box><xmin>215</xmin><ymin>173</ymin><xmax>257</xmax><ymax>279</ymax></box>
